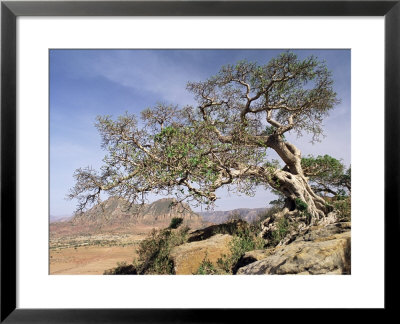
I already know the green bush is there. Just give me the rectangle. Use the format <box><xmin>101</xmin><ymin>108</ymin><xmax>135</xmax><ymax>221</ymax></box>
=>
<box><xmin>104</xmin><ymin>262</ymin><xmax>137</xmax><ymax>275</ymax></box>
<box><xmin>216</xmin><ymin>227</ymin><xmax>265</xmax><ymax>274</ymax></box>
<box><xmin>295</xmin><ymin>198</ymin><xmax>308</xmax><ymax>211</ymax></box>
<box><xmin>269</xmin><ymin>217</ymin><xmax>290</xmax><ymax>247</ymax></box>
<box><xmin>195</xmin><ymin>255</ymin><xmax>220</xmax><ymax>275</ymax></box>
<box><xmin>333</xmin><ymin>197</ymin><xmax>351</xmax><ymax>221</ymax></box>
<box><xmin>169</xmin><ymin>217</ymin><xmax>184</xmax><ymax>229</ymax></box>
<box><xmin>105</xmin><ymin>225</ymin><xmax>189</xmax><ymax>275</ymax></box>
<box><xmin>135</xmin><ymin>226</ymin><xmax>189</xmax><ymax>274</ymax></box>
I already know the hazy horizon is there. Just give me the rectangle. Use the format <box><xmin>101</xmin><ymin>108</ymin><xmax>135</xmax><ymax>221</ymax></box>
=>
<box><xmin>50</xmin><ymin>49</ymin><xmax>350</xmax><ymax>216</ymax></box>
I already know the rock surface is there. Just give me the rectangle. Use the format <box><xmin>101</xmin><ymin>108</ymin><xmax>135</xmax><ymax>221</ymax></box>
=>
<box><xmin>170</xmin><ymin>234</ymin><xmax>232</xmax><ymax>274</ymax></box>
<box><xmin>188</xmin><ymin>220</ymin><xmax>247</xmax><ymax>242</ymax></box>
<box><xmin>233</xmin><ymin>249</ymin><xmax>274</xmax><ymax>274</ymax></box>
<box><xmin>237</xmin><ymin>222</ymin><xmax>351</xmax><ymax>275</ymax></box>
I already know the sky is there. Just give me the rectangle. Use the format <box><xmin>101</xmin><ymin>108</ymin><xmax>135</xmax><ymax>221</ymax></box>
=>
<box><xmin>50</xmin><ymin>49</ymin><xmax>350</xmax><ymax>216</ymax></box>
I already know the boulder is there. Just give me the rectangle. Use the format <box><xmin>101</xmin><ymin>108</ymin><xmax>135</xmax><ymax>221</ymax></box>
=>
<box><xmin>300</xmin><ymin>222</ymin><xmax>351</xmax><ymax>242</ymax></box>
<box><xmin>187</xmin><ymin>220</ymin><xmax>247</xmax><ymax>242</ymax></box>
<box><xmin>237</xmin><ymin>230</ymin><xmax>351</xmax><ymax>275</ymax></box>
<box><xmin>170</xmin><ymin>234</ymin><xmax>232</xmax><ymax>274</ymax></box>
<box><xmin>233</xmin><ymin>249</ymin><xmax>274</xmax><ymax>274</ymax></box>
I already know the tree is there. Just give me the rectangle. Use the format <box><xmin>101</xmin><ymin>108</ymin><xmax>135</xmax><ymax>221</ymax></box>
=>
<box><xmin>69</xmin><ymin>52</ymin><xmax>340</xmax><ymax>227</ymax></box>
<box><xmin>301</xmin><ymin>155</ymin><xmax>351</xmax><ymax>197</ymax></box>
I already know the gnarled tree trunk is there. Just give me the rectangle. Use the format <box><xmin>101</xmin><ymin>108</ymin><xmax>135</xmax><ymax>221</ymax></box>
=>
<box><xmin>261</xmin><ymin>135</ymin><xmax>336</xmax><ymax>244</ymax></box>
<box><xmin>272</xmin><ymin>169</ymin><xmax>330</xmax><ymax>223</ymax></box>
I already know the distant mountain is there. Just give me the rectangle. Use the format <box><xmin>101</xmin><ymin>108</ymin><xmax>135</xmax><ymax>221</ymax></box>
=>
<box><xmin>198</xmin><ymin>207</ymin><xmax>269</xmax><ymax>224</ymax></box>
<box><xmin>50</xmin><ymin>214</ymin><xmax>73</xmax><ymax>223</ymax></box>
<box><xmin>71</xmin><ymin>196</ymin><xmax>204</xmax><ymax>228</ymax></box>
<box><xmin>50</xmin><ymin>197</ymin><xmax>268</xmax><ymax>239</ymax></box>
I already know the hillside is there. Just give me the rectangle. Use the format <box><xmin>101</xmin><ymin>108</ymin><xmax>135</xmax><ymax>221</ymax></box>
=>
<box><xmin>50</xmin><ymin>197</ymin><xmax>271</xmax><ymax>239</ymax></box>
<box><xmin>50</xmin><ymin>214</ymin><xmax>73</xmax><ymax>223</ymax></box>
<box><xmin>71</xmin><ymin>196</ymin><xmax>204</xmax><ymax>227</ymax></box>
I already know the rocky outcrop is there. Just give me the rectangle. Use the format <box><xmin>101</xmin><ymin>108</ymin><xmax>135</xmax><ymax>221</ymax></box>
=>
<box><xmin>135</xmin><ymin>198</ymin><xmax>202</xmax><ymax>226</ymax></box>
<box><xmin>187</xmin><ymin>220</ymin><xmax>248</xmax><ymax>242</ymax></box>
<box><xmin>170</xmin><ymin>234</ymin><xmax>232</xmax><ymax>274</ymax></box>
<box><xmin>232</xmin><ymin>249</ymin><xmax>274</xmax><ymax>274</ymax></box>
<box><xmin>71</xmin><ymin>197</ymin><xmax>204</xmax><ymax>228</ymax></box>
<box><xmin>237</xmin><ymin>222</ymin><xmax>351</xmax><ymax>275</ymax></box>
<box><xmin>72</xmin><ymin>197</ymin><xmax>137</xmax><ymax>224</ymax></box>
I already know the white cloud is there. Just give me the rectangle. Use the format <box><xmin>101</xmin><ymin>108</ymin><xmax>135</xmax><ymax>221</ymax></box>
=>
<box><xmin>87</xmin><ymin>51</ymin><xmax>199</xmax><ymax>106</ymax></box>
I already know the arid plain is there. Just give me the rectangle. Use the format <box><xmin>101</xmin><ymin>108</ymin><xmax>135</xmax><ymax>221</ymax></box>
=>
<box><xmin>49</xmin><ymin>226</ymin><xmax>152</xmax><ymax>274</ymax></box>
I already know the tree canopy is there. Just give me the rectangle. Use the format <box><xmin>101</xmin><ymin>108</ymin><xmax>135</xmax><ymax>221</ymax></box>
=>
<box><xmin>69</xmin><ymin>52</ymin><xmax>341</xmax><ymax>223</ymax></box>
<box><xmin>302</xmin><ymin>155</ymin><xmax>351</xmax><ymax>196</ymax></box>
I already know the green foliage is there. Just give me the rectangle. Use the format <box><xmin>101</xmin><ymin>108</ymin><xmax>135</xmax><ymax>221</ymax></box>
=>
<box><xmin>195</xmin><ymin>254</ymin><xmax>220</xmax><ymax>275</ymax></box>
<box><xmin>268</xmin><ymin>217</ymin><xmax>290</xmax><ymax>247</ymax></box>
<box><xmin>154</xmin><ymin>126</ymin><xmax>178</xmax><ymax>143</ymax></box>
<box><xmin>264</xmin><ymin>125</ymin><xmax>277</xmax><ymax>136</ymax></box>
<box><xmin>104</xmin><ymin>262</ymin><xmax>137</xmax><ymax>275</ymax></box>
<box><xmin>301</xmin><ymin>155</ymin><xmax>351</xmax><ymax>196</ymax></box>
<box><xmin>302</xmin><ymin>154</ymin><xmax>343</xmax><ymax>177</ymax></box>
<box><xmin>216</xmin><ymin>227</ymin><xmax>265</xmax><ymax>274</ymax></box>
<box><xmin>335</xmin><ymin>189</ymin><xmax>348</xmax><ymax>200</ymax></box>
<box><xmin>106</xmin><ymin>225</ymin><xmax>189</xmax><ymax>275</ymax></box>
<box><xmin>169</xmin><ymin>217</ymin><xmax>183</xmax><ymax>229</ymax></box>
<box><xmin>332</xmin><ymin>197</ymin><xmax>351</xmax><ymax>222</ymax></box>
<box><xmin>134</xmin><ymin>227</ymin><xmax>189</xmax><ymax>274</ymax></box>
<box><xmin>294</xmin><ymin>198</ymin><xmax>313</xmax><ymax>224</ymax></box>
<box><xmin>295</xmin><ymin>198</ymin><xmax>308</xmax><ymax>211</ymax></box>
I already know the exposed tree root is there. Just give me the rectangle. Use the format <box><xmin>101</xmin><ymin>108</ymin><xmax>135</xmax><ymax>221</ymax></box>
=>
<box><xmin>259</xmin><ymin>207</ymin><xmax>338</xmax><ymax>247</ymax></box>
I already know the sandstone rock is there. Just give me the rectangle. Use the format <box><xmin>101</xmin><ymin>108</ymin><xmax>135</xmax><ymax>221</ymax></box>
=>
<box><xmin>170</xmin><ymin>234</ymin><xmax>232</xmax><ymax>274</ymax></box>
<box><xmin>187</xmin><ymin>220</ymin><xmax>247</xmax><ymax>242</ymax></box>
<box><xmin>299</xmin><ymin>222</ymin><xmax>351</xmax><ymax>242</ymax></box>
<box><xmin>237</xmin><ymin>230</ymin><xmax>351</xmax><ymax>275</ymax></box>
<box><xmin>233</xmin><ymin>249</ymin><xmax>274</xmax><ymax>274</ymax></box>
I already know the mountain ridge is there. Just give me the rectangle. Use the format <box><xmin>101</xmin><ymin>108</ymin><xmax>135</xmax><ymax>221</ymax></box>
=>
<box><xmin>51</xmin><ymin>197</ymin><xmax>270</xmax><ymax>226</ymax></box>
<box><xmin>71</xmin><ymin>196</ymin><xmax>204</xmax><ymax>228</ymax></box>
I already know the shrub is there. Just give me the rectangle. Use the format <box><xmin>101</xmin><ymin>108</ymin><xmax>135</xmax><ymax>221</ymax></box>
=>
<box><xmin>104</xmin><ymin>262</ymin><xmax>137</xmax><ymax>275</ymax></box>
<box><xmin>269</xmin><ymin>217</ymin><xmax>290</xmax><ymax>247</ymax></box>
<box><xmin>216</xmin><ymin>227</ymin><xmax>265</xmax><ymax>274</ymax></box>
<box><xmin>195</xmin><ymin>254</ymin><xmax>220</xmax><ymax>275</ymax></box>
<box><xmin>333</xmin><ymin>197</ymin><xmax>351</xmax><ymax>221</ymax></box>
<box><xmin>169</xmin><ymin>217</ymin><xmax>183</xmax><ymax>229</ymax></box>
<box><xmin>105</xmin><ymin>225</ymin><xmax>189</xmax><ymax>275</ymax></box>
<box><xmin>295</xmin><ymin>198</ymin><xmax>308</xmax><ymax>211</ymax></box>
<box><xmin>135</xmin><ymin>226</ymin><xmax>189</xmax><ymax>274</ymax></box>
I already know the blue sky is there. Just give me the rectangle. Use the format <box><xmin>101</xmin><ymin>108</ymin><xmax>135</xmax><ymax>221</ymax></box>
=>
<box><xmin>50</xmin><ymin>49</ymin><xmax>350</xmax><ymax>216</ymax></box>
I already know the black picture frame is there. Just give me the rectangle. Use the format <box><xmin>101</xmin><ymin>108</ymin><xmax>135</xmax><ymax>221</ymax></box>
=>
<box><xmin>1</xmin><ymin>0</ymin><xmax>399</xmax><ymax>322</ymax></box>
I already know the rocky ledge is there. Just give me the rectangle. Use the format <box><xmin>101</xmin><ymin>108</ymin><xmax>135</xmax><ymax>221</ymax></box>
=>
<box><xmin>237</xmin><ymin>222</ymin><xmax>351</xmax><ymax>275</ymax></box>
<box><xmin>168</xmin><ymin>221</ymin><xmax>350</xmax><ymax>275</ymax></box>
<box><xmin>170</xmin><ymin>234</ymin><xmax>232</xmax><ymax>275</ymax></box>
